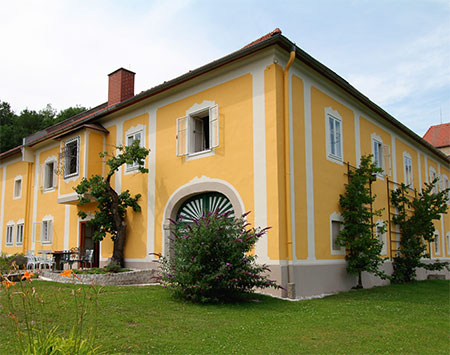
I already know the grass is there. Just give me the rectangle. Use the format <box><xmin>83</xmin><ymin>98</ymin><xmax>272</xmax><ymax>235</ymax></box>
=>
<box><xmin>1</xmin><ymin>279</ymin><xmax>449</xmax><ymax>354</ymax></box>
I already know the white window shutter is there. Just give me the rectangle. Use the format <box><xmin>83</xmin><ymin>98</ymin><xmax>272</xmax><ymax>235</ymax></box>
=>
<box><xmin>49</xmin><ymin>221</ymin><xmax>53</xmax><ymax>243</ymax></box>
<box><xmin>176</xmin><ymin>116</ymin><xmax>188</xmax><ymax>156</ymax></box>
<box><xmin>383</xmin><ymin>145</ymin><xmax>391</xmax><ymax>176</ymax></box>
<box><xmin>209</xmin><ymin>104</ymin><xmax>219</xmax><ymax>149</ymax></box>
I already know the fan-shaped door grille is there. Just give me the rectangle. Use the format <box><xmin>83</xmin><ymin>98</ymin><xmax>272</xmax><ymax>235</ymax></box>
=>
<box><xmin>177</xmin><ymin>192</ymin><xmax>234</xmax><ymax>223</ymax></box>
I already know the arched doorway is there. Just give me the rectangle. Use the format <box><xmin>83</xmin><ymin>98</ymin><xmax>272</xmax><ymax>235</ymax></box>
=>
<box><xmin>177</xmin><ymin>192</ymin><xmax>235</xmax><ymax>223</ymax></box>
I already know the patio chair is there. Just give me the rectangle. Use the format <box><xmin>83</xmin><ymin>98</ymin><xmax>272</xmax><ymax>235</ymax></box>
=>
<box><xmin>81</xmin><ymin>249</ymin><xmax>94</xmax><ymax>269</ymax></box>
<box><xmin>38</xmin><ymin>254</ymin><xmax>55</xmax><ymax>270</ymax></box>
<box><xmin>26</xmin><ymin>255</ymin><xmax>38</xmax><ymax>270</ymax></box>
<box><xmin>61</xmin><ymin>251</ymin><xmax>75</xmax><ymax>269</ymax></box>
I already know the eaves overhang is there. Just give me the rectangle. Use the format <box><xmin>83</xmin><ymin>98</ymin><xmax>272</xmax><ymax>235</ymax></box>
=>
<box><xmin>2</xmin><ymin>30</ymin><xmax>448</xmax><ymax>165</ymax></box>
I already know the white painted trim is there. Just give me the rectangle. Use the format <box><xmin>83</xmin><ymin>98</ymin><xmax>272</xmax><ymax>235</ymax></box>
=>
<box><xmin>304</xmin><ymin>79</ymin><xmax>316</xmax><ymax>260</ymax></box>
<box><xmin>64</xmin><ymin>205</ymin><xmax>70</xmax><ymax>250</ymax></box>
<box><xmin>252</xmin><ymin>66</ymin><xmax>269</xmax><ymax>263</ymax></box>
<box><xmin>84</xmin><ymin>131</ymin><xmax>89</xmax><ymax>178</ymax></box>
<box><xmin>43</xmin><ymin>155</ymin><xmax>58</xmax><ymax>193</ymax></box>
<box><xmin>147</xmin><ymin>108</ymin><xmax>157</xmax><ymax>259</ymax></box>
<box><xmin>13</xmin><ymin>175</ymin><xmax>23</xmax><ymax>199</ymax></box>
<box><xmin>354</xmin><ymin>111</ymin><xmax>361</xmax><ymax>166</ymax></box>
<box><xmin>124</xmin><ymin>123</ymin><xmax>146</xmax><ymax>174</ymax></box>
<box><xmin>418</xmin><ymin>152</ymin><xmax>422</xmax><ymax>192</ymax></box>
<box><xmin>5</xmin><ymin>220</ymin><xmax>15</xmax><ymax>246</ymax></box>
<box><xmin>31</xmin><ymin>152</ymin><xmax>40</xmax><ymax>251</ymax></box>
<box><xmin>330</xmin><ymin>212</ymin><xmax>345</xmax><ymax>255</ymax></box>
<box><xmin>41</xmin><ymin>215</ymin><xmax>54</xmax><ymax>245</ymax></box>
<box><xmin>288</xmin><ymin>72</ymin><xmax>297</xmax><ymax>260</ymax></box>
<box><xmin>402</xmin><ymin>151</ymin><xmax>414</xmax><ymax>188</ymax></box>
<box><xmin>433</xmin><ymin>230</ymin><xmax>441</xmax><ymax>257</ymax></box>
<box><xmin>446</xmin><ymin>232</ymin><xmax>450</xmax><ymax>256</ymax></box>
<box><xmin>0</xmin><ymin>166</ymin><xmax>6</xmax><ymax>252</ymax></box>
<box><xmin>391</xmin><ymin>134</ymin><xmax>397</xmax><ymax>182</ymax></box>
<box><xmin>370</xmin><ymin>132</ymin><xmax>384</xmax><ymax>180</ymax></box>
<box><xmin>16</xmin><ymin>219</ymin><xmax>24</xmax><ymax>246</ymax></box>
<box><xmin>375</xmin><ymin>219</ymin><xmax>388</xmax><ymax>255</ymax></box>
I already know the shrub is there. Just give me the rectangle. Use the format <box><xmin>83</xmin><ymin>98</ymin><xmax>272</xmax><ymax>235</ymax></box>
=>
<box><xmin>159</xmin><ymin>211</ymin><xmax>281</xmax><ymax>303</ymax></box>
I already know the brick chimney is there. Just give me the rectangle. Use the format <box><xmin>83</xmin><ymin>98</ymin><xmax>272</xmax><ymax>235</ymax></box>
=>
<box><xmin>108</xmin><ymin>68</ymin><xmax>135</xmax><ymax>106</ymax></box>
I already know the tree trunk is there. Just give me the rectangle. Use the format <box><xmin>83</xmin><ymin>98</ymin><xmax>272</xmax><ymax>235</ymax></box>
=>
<box><xmin>105</xmin><ymin>177</ymin><xmax>126</xmax><ymax>267</ymax></box>
<box><xmin>357</xmin><ymin>272</ymin><xmax>363</xmax><ymax>289</ymax></box>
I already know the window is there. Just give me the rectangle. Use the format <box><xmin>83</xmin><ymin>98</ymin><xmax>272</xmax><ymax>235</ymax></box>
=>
<box><xmin>447</xmin><ymin>232</ymin><xmax>450</xmax><ymax>255</ymax></box>
<box><xmin>373</xmin><ymin>139</ymin><xmax>383</xmax><ymax>170</ymax></box>
<box><xmin>326</xmin><ymin>113</ymin><xmax>342</xmax><ymax>161</ymax></box>
<box><xmin>41</xmin><ymin>220</ymin><xmax>53</xmax><ymax>244</ymax></box>
<box><xmin>330</xmin><ymin>212</ymin><xmax>345</xmax><ymax>255</ymax></box>
<box><xmin>16</xmin><ymin>222</ymin><xmax>24</xmax><ymax>245</ymax></box>
<box><xmin>403</xmin><ymin>153</ymin><xmax>413</xmax><ymax>187</ymax></box>
<box><xmin>376</xmin><ymin>222</ymin><xmax>387</xmax><ymax>255</ymax></box>
<box><xmin>177</xmin><ymin>104</ymin><xmax>219</xmax><ymax>157</ymax></box>
<box><xmin>370</xmin><ymin>133</ymin><xmax>390</xmax><ymax>176</ymax></box>
<box><xmin>44</xmin><ymin>161</ymin><xmax>56</xmax><ymax>189</ymax></box>
<box><xmin>434</xmin><ymin>230</ymin><xmax>440</xmax><ymax>255</ymax></box>
<box><xmin>14</xmin><ymin>176</ymin><xmax>22</xmax><ymax>199</ymax></box>
<box><xmin>429</xmin><ymin>167</ymin><xmax>438</xmax><ymax>193</ymax></box>
<box><xmin>6</xmin><ymin>223</ymin><xmax>14</xmax><ymax>246</ymax></box>
<box><xmin>442</xmin><ymin>175</ymin><xmax>449</xmax><ymax>200</ymax></box>
<box><xmin>126</xmin><ymin>131</ymin><xmax>143</xmax><ymax>171</ymax></box>
<box><xmin>64</xmin><ymin>137</ymin><xmax>80</xmax><ymax>178</ymax></box>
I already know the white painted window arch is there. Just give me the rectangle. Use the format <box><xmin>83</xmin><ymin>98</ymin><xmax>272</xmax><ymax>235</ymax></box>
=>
<box><xmin>5</xmin><ymin>221</ymin><xmax>15</xmax><ymax>246</ymax></box>
<box><xmin>403</xmin><ymin>151</ymin><xmax>413</xmax><ymax>188</ymax></box>
<box><xmin>13</xmin><ymin>175</ymin><xmax>23</xmax><ymax>199</ymax></box>
<box><xmin>125</xmin><ymin>124</ymin><xmax>146</xmax><ymax>172</ymax></box>
<box><xmin>16</xmin><ymin>219</ymin><xmax>24</xmax><ymax>246</ymax></box>
<box><xmin>325</xmin><ymin>107</ymin><xmax>344</xmax><ymax>164</ymax></box>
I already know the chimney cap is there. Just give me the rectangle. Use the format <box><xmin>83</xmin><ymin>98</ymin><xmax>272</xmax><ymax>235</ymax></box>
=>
<box><xmin>108</xmin><ymin>67</ymin><xmax>136</xmax><ymax>76</ymax></box>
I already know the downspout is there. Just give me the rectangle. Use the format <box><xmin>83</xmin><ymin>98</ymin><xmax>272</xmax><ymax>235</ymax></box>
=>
<box><xmin>283</xmin><ymin>47</ymin><xmax>296</xmax><ymax>298</ymax></box>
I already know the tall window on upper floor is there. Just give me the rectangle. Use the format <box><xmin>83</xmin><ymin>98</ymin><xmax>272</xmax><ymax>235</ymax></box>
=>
<box><xmin>441</xmin><ymin>174</ymin><xmax>449</xmax><ymax>200</ymax></box>
<box><xmin>43</xmin><ymin>160</ymin><xmax>57</xmax><ymax>190</ymax></box>
<box><xmin>126</xmin><ymin>130</ymin><xmax>143</xmax><ymax>171</ymax></box>
<box><xmin>371</xmin><ymin>133</ymin><xmax>391</xmax><ymax>177</ymax></box>
<box><xmin>373</xmin><ymin>139</ymin><xmax>383</xmax><ymax>169</ymax></box>
<box><xmin>16</xmin><ymin>222</ymin><xmax>24</xmax><ymax>246</ymax></box>
<box><xmin>6</xmin><ymin>222</ymin><xmax>14</xmax><ymax>246</ymax></box>
<box><xmin>429</xmin><ymin>167</ymin><xmax>438</xmax><ymax>193</ymax></box>
<box><xmin>63</xmin><ymin>136</ymin><xmax>80</xmax><ymax>179</ymax></box>
<box><xmin>13</xmin><ymin>176</ymin><xmax>22</xmax><ymax>199</ymax></box>
<box><xmin>403</xmin><ymin>153</ymin><xmax>413</xmax><ymax>187</ymax></box>
<box><xmin>325</xmin><ymin>109</ymin><xmax>343</xmax><ymax>163</ymax></box>
<box><xmin>177</xmin><ymin>104</ymin><xmax>219</xmax><ymax>157</ymax></box>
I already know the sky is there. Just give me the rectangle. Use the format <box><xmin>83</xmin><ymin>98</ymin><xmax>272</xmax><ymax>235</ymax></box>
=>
<box><xmin>0</xmin><ymin>0</ymin><xmax>449</xmax><ymax>137</ymax></box>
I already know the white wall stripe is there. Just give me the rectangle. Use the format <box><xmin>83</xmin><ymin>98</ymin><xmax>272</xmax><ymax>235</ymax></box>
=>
<box><xmin>288</xmin><ymin>72</ymin><xmax>297</xmax><ymax>260</ymax></box>
<box><xmin>147</xmin><ymin>108</ymin><xmax>157</xmax><ymax>259</ymax></box>
<box><xmin>0</xmin><ymin>166</ymin><xmax>6</xmax><ymax>252</ymax></box>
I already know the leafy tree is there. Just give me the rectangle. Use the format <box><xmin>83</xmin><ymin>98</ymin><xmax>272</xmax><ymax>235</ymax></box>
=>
<box><xmin>0</xmin><ymin>101</ymin><xmax>87</xmax><ymax>153</ymax></box>
<box><xmin>337</xmin><ymin>155</ymin><xmax>387</xmax><ymax>288</ymax></box>
<box><xmin>74</xmin><ymin>141</ymin><xmax>150</xmax><ymax>267</ymax></box>
<box><xmin>159</xmin><ymin>211</ymin><xmax>281</xmax><ymax>303</ymax></box>
<box><xmin>390</xmin><ymin>179</ymin><xmax>449</xmax><ymax>283</ymax></box>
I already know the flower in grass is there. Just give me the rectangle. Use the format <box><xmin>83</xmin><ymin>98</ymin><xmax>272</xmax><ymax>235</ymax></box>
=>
<box><xmin>21</xmin><ymin>271</ymin><xmax>35</xmax><ymax>280</ymax></box>
<box><xmin>60</xmin><ymin>269</ymin><xmax>80</xmax><ymax>280</ymax></box>
<box><xmin>2</xmin><ymin>279</ymin><xmax>15</xmax><ymax>288</ymax></box>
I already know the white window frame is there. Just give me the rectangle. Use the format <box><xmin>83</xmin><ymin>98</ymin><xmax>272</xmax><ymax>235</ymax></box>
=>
<box><xmin>403</xmin><ymin>152</ymin><xmax>413</xmax><ymax>188</ymax></box>
<box><xmin>429</xmin><ymin>167</ymin><xmax>438</xmax><ymax>193</ymax></box>
<box><xmin>325</xmin><ymin>107</ymin><xmax>343</xmax><ymax>164</ymax></box>
<box><xmin>376</xmin><ymin>220</ymin><xmax>387</xmax><ymax>255</ymax></box>
<box><xmin>176</xmin><ymin>103</ymin><xmax>219</xmax><ymax>159</ymax></box>
<box><xmin>370</xmin><ymin>133</ymin><xmax>391</xmax><ymax>179</ymax></box>
<box><xmin>43</xmin><ymin>158</ymin><xmax>57</xmax><ymax>191</ymax></box>
<box><xmin>16</xmin><ymin>220</ymin><xmax>24</xmax><ymax>246</ymax></box>
<box><xmin>330</xmin><ymin>212</ymin><xmax>345</xmax><ymax>255</ymax></box>
<box><xmin>63</xmin><ymin>136</ymin><xmax>80</xmax><ymax>179</ymax></box>
<box><xmin>13</xmin><ymin>175</ymin><xmax>22</xmax><ymax>199</ymax></box>
<box><xmin>41</xmin><ymin>217</ymin><xmax>53</xmax><ymax>245</ymax></box>
<box><xmin>125</xmin><ymin>127</ymin><xmax>145</xmax><ymax>172</ymax></box>
<box><xmin>441</xmin><ymin>174</ymin><xmax>449</xmax><ymax>200</ymax></box>
<box><xmin>434</xmin><ymin>230</ymin><xmax>440</xmax><ymax>256</ymax></box>
<box><xmin>5</xmin><ymin>221</ymin><xmax>15</xmax><ymax>246</ymax></box>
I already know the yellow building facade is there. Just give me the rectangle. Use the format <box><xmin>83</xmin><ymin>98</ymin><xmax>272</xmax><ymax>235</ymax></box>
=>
<box><xmin>1</xmin><ymin>29</ymin><xmax>448</xmax><ymax>298</ymax></box>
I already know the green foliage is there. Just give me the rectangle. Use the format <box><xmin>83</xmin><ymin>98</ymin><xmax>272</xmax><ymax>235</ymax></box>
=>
<box><xmin>159</xmin><ymin>211</ymin><xmax>281</xmax><ymax>303</ymax></box>
<box><xmin>0</xmin><ymin>100</ymin><xmax>87</xmax><ymax>153</ymax></box>
<box><xmin>390</xmin><ymin>179</ymin><xmax>449</xmax><ymax>283</ymax></box>
<box><xmin>0</xmin><ymin>253</ymin><xmax>26</xmax><ymax>273</ymax></box>
<box><xmin>337</xmin><ymin>155</ymin><xmax>387</xmax><ymax>287</ymax></box>
<box><xmin>74</xmin><ymin>140</ymin><xmax>150</xmax><ymax>266</ymax></box>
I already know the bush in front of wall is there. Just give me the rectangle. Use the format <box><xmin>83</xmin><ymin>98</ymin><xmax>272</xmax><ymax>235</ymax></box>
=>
<box><xmin>159</xmin><ymin>211</ymin><xmax>281</xmax><ymax>303</ymax></box>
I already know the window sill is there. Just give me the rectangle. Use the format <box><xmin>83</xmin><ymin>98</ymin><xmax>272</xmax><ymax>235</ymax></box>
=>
<box><xmin>186</xmin><ymin>149</ymin><xmax>214</xmax><ymax>161</ymax></box>
<box><xmin>326</xmin><ymin>154</ymin><xmax>344</xmax><ymax>165</ymax></box>
<box><xmin>331</xmin><ymin>249</ymin><xmax>346</xmax><ymax>256</ymax></box>
<box><xmin>43</xmin><ymin>187</ymin><xmax>56</xmax><ymax>193</ymax></box>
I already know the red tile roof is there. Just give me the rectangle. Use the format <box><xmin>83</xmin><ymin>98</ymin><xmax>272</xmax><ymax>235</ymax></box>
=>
<box><xmin>241</xmin><ymin>28</ymin><xmax>282</xmax><ymax>50</ymax></box>
<box><xmin>423</xmin><ymin>123</ymin><xmax>450</xmax><ymax>148</ymax></box>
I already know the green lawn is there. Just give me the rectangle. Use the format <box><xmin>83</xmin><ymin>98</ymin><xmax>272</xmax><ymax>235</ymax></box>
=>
<box><xmin>1</xmin><ymin>279</ymin><xmax>449</xmax><ymax>354</ymax></box>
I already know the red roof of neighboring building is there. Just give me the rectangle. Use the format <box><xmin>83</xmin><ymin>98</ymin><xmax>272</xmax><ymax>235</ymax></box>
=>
<box><xmin>423</xmin><ymin>123</ymin><xmax>450</xmax><ymax>148</ymax></box>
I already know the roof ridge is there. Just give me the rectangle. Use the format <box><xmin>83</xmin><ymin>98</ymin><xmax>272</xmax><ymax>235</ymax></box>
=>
<box><xmin>240</xmin><ymin>28</ymin><xmax>282</xmax><ymax>50</ymax></box>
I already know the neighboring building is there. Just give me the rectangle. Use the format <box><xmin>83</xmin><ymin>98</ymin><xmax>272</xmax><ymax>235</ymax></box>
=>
<box><xmin>1</xmin><ymin>29</ymin><xmax>448</xmax><ymax>298</ymax></box>
<box><xmin>423</xmin><ymin>123</ymin><xmax>450</xmax><ymax>157</ymax></box>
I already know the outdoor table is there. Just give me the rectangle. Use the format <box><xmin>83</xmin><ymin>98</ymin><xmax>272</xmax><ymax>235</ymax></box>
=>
<box><xmin>51</xmin><ymin>250</ymin><xmax>74</xmax><ymax>271</ymax></box>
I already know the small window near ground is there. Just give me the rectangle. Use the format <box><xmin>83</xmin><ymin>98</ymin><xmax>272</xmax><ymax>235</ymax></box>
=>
<box><xmin>14</xmin><ymin>177</ymin><xmax>22</xmax><ymax>199</ymax></box>
<box><xmin>126</xmin><ymin>131</ymin><xmax>143</xmax><ymax>171</ymax></box>
<box><xmin>64</xmin><ymin>137</ymin><xmax>80</xmax><ymax>178</ymax></box>
<box><xmin>41</xmin><ymin>220</ymin><xmax>53</xmax><ymax>244</ymax></box>
<box><xmin>434</xmin><ymin>231</ymin><xmax>440</xmax><ymax>255</ymax></box>
<box><xmin>331</xmin><ymin>220</ymin><xmax>345</xmax><ymax>254</ymax></box>
<box><xmin>6</xmin><ymin>223</ymin><xmax>14</xmax><ymax>246</ymax></box>
<box><xmin>16</xmin><ymin>223</ymin><xmax>24</xmax><ymax>245</ymax></box>
<box><xmin>376</xmin><ymin>224</ymin><xmax>387</xmax><ymax>254</ymax></box>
